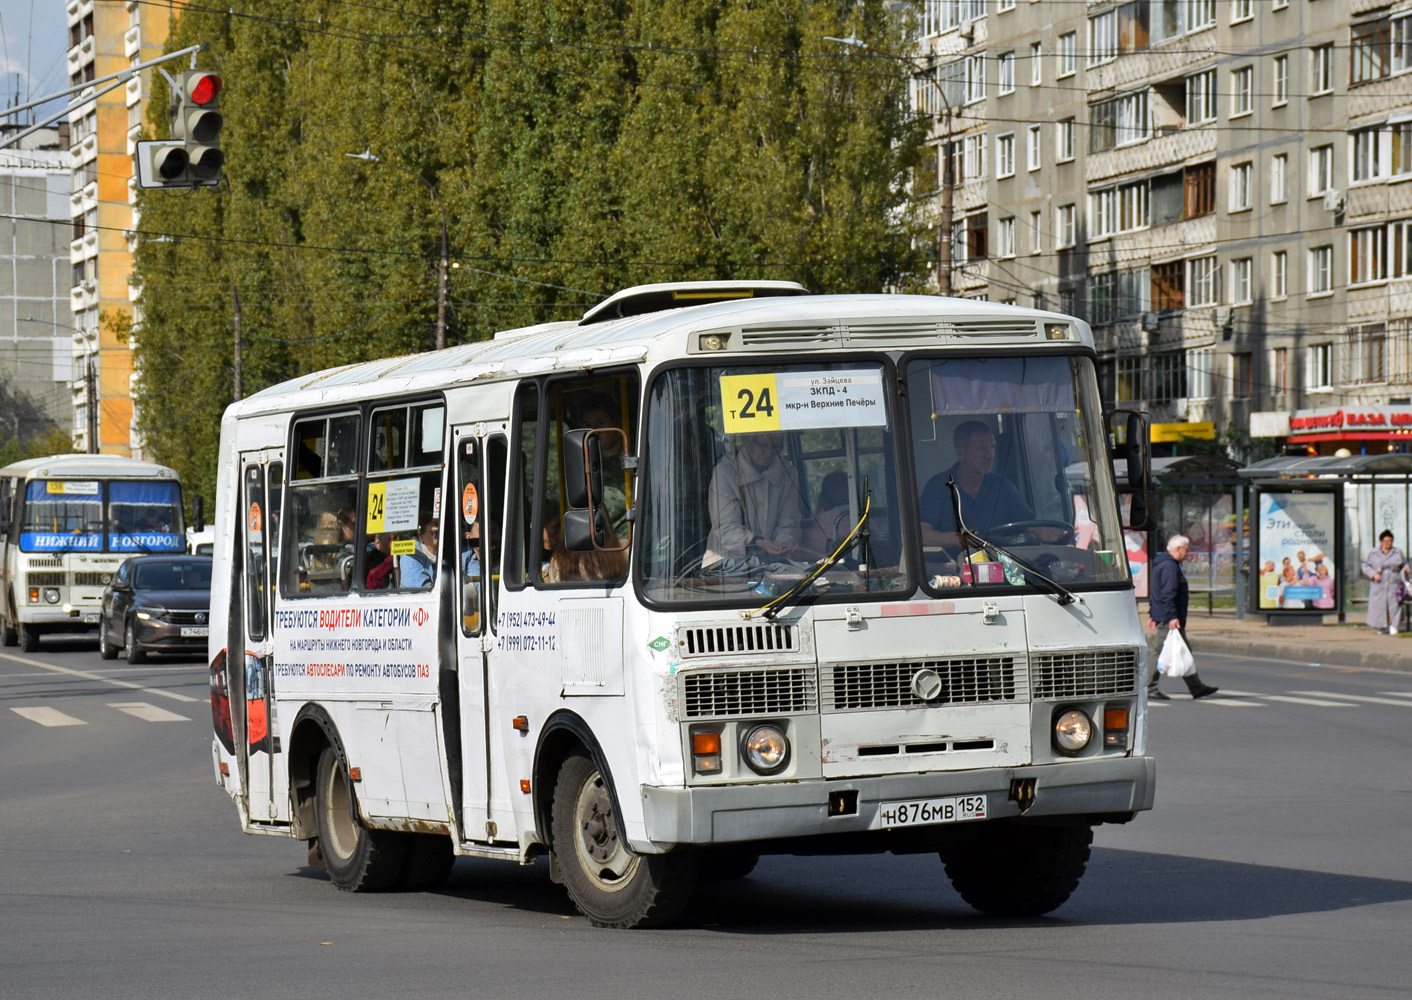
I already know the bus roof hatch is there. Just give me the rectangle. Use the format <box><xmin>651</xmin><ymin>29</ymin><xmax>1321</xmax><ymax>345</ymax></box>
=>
<box><xmin>579</xmin><ymin>280</ymin><xmax>811</xmax><ymax>326</ymax></box>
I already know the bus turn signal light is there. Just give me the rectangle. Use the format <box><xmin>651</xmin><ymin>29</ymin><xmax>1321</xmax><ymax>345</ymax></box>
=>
<box><xmin>1103</xmin><ymin>704</ymin><xmax>1130</xmax><ymax>749</ymax></box>
<box><xmin>692</xmin><ymin>730</ymin><xmax>722</xmax><ymax>774</ymax></box>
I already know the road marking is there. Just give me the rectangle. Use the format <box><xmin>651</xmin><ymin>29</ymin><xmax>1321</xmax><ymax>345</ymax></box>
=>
<box><xmin>1264</xmin><ymin>694</ymin><xmax>1356</xmax><ymax>708</ymax></box>
<box><xmin>1196</xmin><ymin>697</ymin><xmax>1265</xmax><ymax>707</ymax></box>
<box><xmin>1291</xmin><ymin>690</ymin><xmax>1412</xmax><ymax>707</ymax></box>
<box><xmin>1206</xmin><ymin>688</ymin><xmax>1264</xmax><ymax>697</ymax></box>
<box><xmin>11</xmin><ymin>706</ymin><xmax>86</xmax><ymax>727</ymax></box>
<box><xmin>0</xmin><ymin>651</ymin><xmax>199</xmax><ymax>703</ymax></box>
<box><xmin>109</xmin><ymin>701</ymin><xmax>188</xmax><ymax>722</ymax></box>
<box><xmin>1377</xmin><ymin>691</ymin><xmax>1412</xmax><ymax>699</ymax></box>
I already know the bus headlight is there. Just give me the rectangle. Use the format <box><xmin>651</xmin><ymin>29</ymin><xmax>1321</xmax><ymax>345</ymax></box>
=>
<box><xmin>43</xmin><ymin>588</ymin><xmax>61</xmax><ymax>604</ymax></box>
<box><xmin>1052</xmin><ymin>708</ymin><xmax>1093</xmax><ymax>755</ymax></box>
<box><xmin>741</xmin><ymin>723</ymin><xmax>789</xmax><ymax>775</ymax></box>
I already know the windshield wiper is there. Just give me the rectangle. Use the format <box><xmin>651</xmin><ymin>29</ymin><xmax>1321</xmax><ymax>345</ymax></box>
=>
<box><xmin>749</xmin><ymin>493</ymin><xmax>873</xmax><ymax>622</ymax></box>
<box><xmin>946</xmin><ymin>478</ymin><xmax>1079</xmax><ymax>606</ymax></box>
<box><xmin>116</xmin><ymin>531</ymin><xmax>153</xmax><ymax>555</ymax></box>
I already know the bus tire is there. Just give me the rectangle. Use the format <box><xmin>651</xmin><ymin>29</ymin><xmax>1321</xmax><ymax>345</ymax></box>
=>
<box><xmin>124</xmin><ymin>620</ymin><xmax>146</xmax><ymax>664</ymax></box>
<box><xmin>98</xmin><ymin>621</ymin><xmax>119</xmax><ymax>660</ymax></box>
<box><xmin>18</xmin><ymin>623</ymin><xmax>39</xmax><ymax>652</ymax></box>
<box><xmin>941</xmin><ymin>822</ymin><xmax>1093</xmax><ymax>918</ymax></box>
<box><xmin>396</xmin><ymin>834</ymin><xmax>455</xmax><ymax>891</ymax></box>
<box><xmin>550</xmin><ymin>752</ymin><xmax>698</xmax><ymax>928</ymax></box>
<box><xmin>2</xmin><ymin>610</ymin><xmax>17</xmax><ymax>647</ymax></box>
<box><xmin>313</xmin><ymin>746</ymin><xmax>406</xmax><ymax>892</ymax></box>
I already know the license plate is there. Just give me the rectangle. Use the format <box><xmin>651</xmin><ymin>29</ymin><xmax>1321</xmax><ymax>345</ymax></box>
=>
<box><xmin>83</xmin><ymin>613</ymin><xmax>100</xmax><ymax>624</ymax></box>
<box><xmin>871</xmin><ymin>794</ymin><xmax>987</xmax><ymax>830</ymax></box>
<box><xmin>180</xmin><ymin>626</ymin><xmax>209</xmax><ymax>638</ymax></box>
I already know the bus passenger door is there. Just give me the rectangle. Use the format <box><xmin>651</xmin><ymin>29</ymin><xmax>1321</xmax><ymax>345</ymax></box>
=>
<box><xmin>237</xmin><ymin>453</ymin><xmax>285</xmax><ymax>823</ymax></box>
<box><xmin>451</xmin><ymin>429</ymin><xmax>506</xmax><ymax>843</ymax></box>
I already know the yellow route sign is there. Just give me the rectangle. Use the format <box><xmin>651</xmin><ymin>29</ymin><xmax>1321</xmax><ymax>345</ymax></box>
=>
<box><xmin>720</xmin><ymin>374</ymin><xmax>782</xmax><ymax>434</ymax></box>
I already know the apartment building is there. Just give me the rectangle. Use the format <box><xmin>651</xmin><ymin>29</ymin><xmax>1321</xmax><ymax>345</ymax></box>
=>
<box><xmin>912</xmin><ymin>0</ymin><xmax>1410</xmax><ymax>454</ymax></box>
<box><xmin>66</xmin><ymin>0</ymin><xmax>178</xmax><ymax>457</ymax></box>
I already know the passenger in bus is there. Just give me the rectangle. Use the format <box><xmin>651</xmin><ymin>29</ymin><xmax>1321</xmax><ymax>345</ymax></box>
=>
<box><xmin>366</xmin><ymin>532</ymin><xmax>396</xmax><ymax>589</ymax></box>
<box><xmin>703</xmin><ymin>431</ymin><xmax>802</xmax><ymax>571</ymax></box>
<box><xmin>399</xmin><ymin>514</ymin><xmax>439</xmax><ymax>588</ymax></box>
<box><xmin>577</xmin><ymin>397</ymin><xmax>629</xmax><ymax>538</ymax></box>
<box><xmin>542</xmin><ymin>504</ymin><xmax>626</xmax><ymax>583</ymax></box>
<box><xmin>139</xmin><ymin>508</ymin><xmax>172</xmax><ymax>533</ymax></box>
<box><xmin>462</xmin><ymin>521</ymin><xmax>481</xmax><ymax>576</ymax></box>
<box><xmin>919</xmin><ymin>420</ymin><xmax>1034</xmax><ymax>548</ymax></box>
<box><xmin>799</xmin><ymin>470</ymin><xmax>852</xmax><ymax>558</ymax></box>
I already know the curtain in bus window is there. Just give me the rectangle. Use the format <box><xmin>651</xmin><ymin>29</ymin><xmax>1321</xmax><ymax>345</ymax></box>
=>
<box><xmin>927</xmin><ymin>357</ymin><xmax>1077</xmax><ymax>413</ymax></box>
<box><xmin>20</xmin><ymin>480</ymin><xmax>103</xmax><ymax>552</ymax></box>
<box><xmin>108</xmin><ymin>480</ymin><xmax>183</xmax><ymax>552</ymax></box>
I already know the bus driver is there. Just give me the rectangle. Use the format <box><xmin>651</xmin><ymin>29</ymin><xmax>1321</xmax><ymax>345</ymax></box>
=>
<box><xmin>702</xmin><ymin>431</ymin><xmax>802</xmax><ymax>571</ymax></box>
<box><xmin>919</xmin><ymin>419</ymin><xmax>1034</xmax><ymax>549</ymax></box>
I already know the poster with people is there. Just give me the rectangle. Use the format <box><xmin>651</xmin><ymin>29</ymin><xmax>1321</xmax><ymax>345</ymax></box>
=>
<box><xmin>1256</xmin><ymin>490</ymin><xmax>1338</xmax><ymax>611</ymax></box>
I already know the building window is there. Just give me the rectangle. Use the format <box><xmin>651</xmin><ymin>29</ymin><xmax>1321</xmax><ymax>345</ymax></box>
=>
<box><xmin>1186</xmin><ymin>70</ymin><xmax>1217</xmax><ymax>125</ymax></box>
<box><xmin>997</xmin><ymin>132</ymin><xmax>1015</xmax><ymax>177</ymax></box>
<box><xmin>1057</xmin><ymin>118</ymin><xmax>1075</xmax><ymax>161</ymax></box>
<box><xmin>1188</xmin><ymin>255</ymin><xmax>1219</xmax><ymax>306</ymax></box>
<box><xmin>1114</xmin><ymin>356</ymin><xmax>1144</xmax><ymax>402</ymax></box>
<box><xmin>1272</xmin><ymin>250</ymin><xmax>1288</xmax><ymax>299</ymax></box>
<box><xmin>1271</xmin><ymin>347</ymin><xmax>1289</xmax><ymax>395</ymax></box>
<box><xmin>1309</xmin><ymin>145</ymin><xmax>1334</xmax><ymax>195</ymax></box>
<box><xmin>1151</xmin><ymin>0</ymin><xmax>1186</xmax><ymax>42</ymax></box>
<box><xmin>1026</xmin><ymin>125</ymin><xmax>1042</xmax><ymax>171</ymax></box>
<box><xmin>1273</xmin><ymin>55</ymin><xmax>1288</xmax><ymax>106</ymax></box>
<box><xmin>1029</xmin><ymin>210</ymin><xmax>1042</xmax><ymax>254</ymax></box>
<box><xmin>1352</xmin><ymin>127</ymin><xmax>1387</xmax><ymax>182</ymax></box>
<box><xmin>1311</xmin><ymin>44</ymin><xmax>1334</xmax><ymax>95</ymax></box>
<box><xmin>1272</xmin><ymin>0</ymin><xmax>1287</xmax><ymax>9</ymax></box>
<box><xmin>1030</xmin><ymin>42</ymin><xmax>1042</xmax><ymax>85</ymax></box>
<box><xmin>965</xmin><ymin>213</ymin><xmax>989</xmax><ymax>261</ymax></box>
<box><xmin>1393</xmin><ymin>220</ymin><xmax>1412</xmax><ymax>276</ymax></box>
<box><xmin>998</xmin><ymin>217</ymin><xmax>1016</xmax><ymax>257</ymax></box>
<box><xmin>1189</xmin><ymin>0</ymin><xmax>1215</xmax><ymax>30</ymax></box>
<box><xmin>999</xmin><ymin>0</ymin><xmax>1016</xmax><ymax>11</ymax></box>
<box><xmin>965</xmin><ymin>54</ymin><xmax>986</xmax><ymax>104</ymax></box>
<box><xmin>998</xmin><ymin>51</ymin><xmax>1015</xmax><ymax>94</ymax></box>
<box><xmin>1351</xmin><ymin>226</ymin><xmax>1387</xmax><ymax>285</ymax></box>
<box><xmin>1119</xmin><ymin>267</ymin><xmax>1151</xmax><ymax>316</ymax></box>
<box><xmin>1150</xmin><ymin>353</ymin><xmax>1187</xmax><ymax>404</ymax></box>
<box><xmin>1187</xmin><ymin>347</ymin><xmax>1214</xmax><ymax>399</ymax></box>
<box><xmin>1056</xmin><ymin>204</ymin><xmax>1076</xmax><ymax>248</ymax></box>
<box><xmin>1397</xmin><ymin>17</ymin><xmax>1412</xmax><ymax>75</ymax></box>
<box><xmin>1089</xmin><ymin>10</ymin><xmax>1118</xmax><ymax>65</ymax></box>
<box><xmin>1185</xmin><ymin>161</ymin><xmax>1215</xmax><ymax>218</ymax></box>
<box><xmin>1090</xmin><ymin>91</ymin><xmax>1149</xmax><ymax>152</ymax></box>
<box><xmin>1232</xmin><ymin>353</ymin><xmax>1253</xmax><ymax>398</ymax></box>
<box><xmin>1305</xmin><ymin>344</ymin><xmax>1333</xmax><ymax>391</ymax></box>
<box><xmin>1231</xmin><ymin>257</ymin><xmax>1253</xmax><ymax>304</ymax></box>
<box><xmin>1343</xmin><ymin>324</ymin><xmax>1388</xmax><ymax>385</ymax></box>
<box><xmin>1308</xmin><ymin>245</ymin><xmax>1333</xmax><ymax>295</ymax></box>
<box><xmin>1231</xmin><ymin>66</ymin><xmax>1253</xmax><ymax>117</ymax></box>
<box><xmin>1394</xmin><ymin>121</ymin><xmax>1412</xmax><ymax>176</ymax></box>
<box><xmin>1090</xmin><ymin>271</ymin><xmax>1118</xmax><ymax>324</ymax></box>
<box><xmin>1058</xmin><ymin>31</ymin><xmax>1077</xmax><ymax>76</ymax></box>
<box><xmin>1153</xmin><ymin>260</ymin><xmax>1185</xmax><ymax>312</ymax></box>
<box><xmin>1229</xmin><ymin>162</ymin><xmax>1253</xmax><ymax>212</ymax></box>
<box><xmin>1089</xmin><ymin>187</ymin><xmax>1115</xmax><ymax>237</ymax></box>
<box><xmin>1118</xmin><ymin>180</ymin><xmax>1148</xmax><ymax>230</ymax></box>
<box><xmin>964</xmin><ymin>133</ymin><xmax>987</xmax><ymax>180</ymax></box>
<box><xmin>1271</xmin><ymin>153</ymin><xmax>1287</xmax><ymax>204</ymax></box>
<box><xmin>1353</xmin><ymin>18</ymin><xmax>1392</xmax><ymax>85</ymax></box>
<box><xmin>1231</xmin><ymin>0</ymin><xmax>1252</xmax><ymax>23</ymax></box>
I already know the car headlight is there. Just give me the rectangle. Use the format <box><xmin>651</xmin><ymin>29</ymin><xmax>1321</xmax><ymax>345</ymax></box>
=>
<box><xmin>135</xmin><ymin>610</ymin><xmax>155</xmax><ymax>620</ymax></box>
<box><xmin>1053</xmin><ymin>708</ymin><xmax>1093</xmax><ymax>755</ymax></box>
<box><xmin>741</xmin><ymin>723</ymin><xmax>790</xmax><ymax>775</ymax></box>
<box><xmin>43</xmin><ymin>588</ymin><xmax>60</xmax><ymax>604</ymax></box>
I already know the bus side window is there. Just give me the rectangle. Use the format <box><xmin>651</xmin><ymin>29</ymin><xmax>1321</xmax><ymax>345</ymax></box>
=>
<box><xmin>283</xmin><ymin>413</ymin><xmax>360</xmax><ymax>596</ymax></box>
<box><xmin>362</xmin><ymin>402</ymin><xmax>444</xmax><ymax>592</ymax></box>
<box><xmin>458</xmin><ymin>437</ymin><xmax>483</xmax><ymax>635</ymax></box>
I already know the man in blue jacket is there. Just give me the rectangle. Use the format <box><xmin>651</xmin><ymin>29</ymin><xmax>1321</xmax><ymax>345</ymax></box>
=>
<box><xmin>1147</xmin><ymin>533</ymin><xmax>1220</xmax><ymax>700</ymax></box>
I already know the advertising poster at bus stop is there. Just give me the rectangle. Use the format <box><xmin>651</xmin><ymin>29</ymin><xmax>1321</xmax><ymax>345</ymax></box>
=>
<box><xmin>1252</xmin><ymin>486</ymin><xmax>1341</xmax><ymax>614</ymax></box>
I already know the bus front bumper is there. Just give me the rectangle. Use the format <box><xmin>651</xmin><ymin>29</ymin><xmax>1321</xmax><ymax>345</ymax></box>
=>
<box><xmin>638</xmin><ymin>755</ymin><xmax>1155</xmax><ymax>848</ymax></box>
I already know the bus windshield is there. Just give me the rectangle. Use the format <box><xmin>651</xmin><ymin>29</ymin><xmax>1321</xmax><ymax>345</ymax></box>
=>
<box><xmin>19</xmin><ymin>479</ymin><xmax>183</xmax><ymax>554</ymax></box>
<box><xmin>905</xmin><ymin>354</ymin><xmax>1129</xmax><ymax>592</ymax></box>
<box><xmin>641</xmin><ymin>361</ymin><xmax>908</xmax><ymax>606</ymax></box>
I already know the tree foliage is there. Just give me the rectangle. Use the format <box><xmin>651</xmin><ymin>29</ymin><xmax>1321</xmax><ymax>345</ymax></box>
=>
<box><xmin>0</xmin><ymin>376</ymin><xmax>73</xmax><ymax>467</ymax></box>
<box><xmin>132</xmin><ymin>0</ymin><xmax>928</xmax><ymax>501</ymax></box>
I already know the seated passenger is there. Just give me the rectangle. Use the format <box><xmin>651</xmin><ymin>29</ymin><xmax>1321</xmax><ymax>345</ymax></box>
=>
<box><xmin>399</xmin><ymin>514</ymin><xmax>439</xmax><ymax>588</ymax></box>
<box><xmin>366</xmin><ymin>532</ymin><xmax>396</xmax><ymax>589</ymax></box>
<box><xmin>919</xmin><ymin>420</ymin><xmax>1034</xmax><ymax>549</ymax></box>
<box><xmin>800</xmin><ymin>470</ymin><xmax>852</xmax><ymax>558</ymax></box>
<box><xmin>703</xmin><ymin>431</ymin><xmax>803</xmax><ymax>570</ymax></box>
<box><xmin>542</xmin><ymin>505</ymin><xmax>626</xmax><ymax>583</ymax></box>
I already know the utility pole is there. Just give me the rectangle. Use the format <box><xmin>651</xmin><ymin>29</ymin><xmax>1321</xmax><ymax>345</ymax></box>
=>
<box><xmin>85</xmin><ymin>358</ymin><xmax>97</xmax><ymax>454</ymax></box>
<box><xmin>232</xmin><ymin>285</ymin><xmax>244</xmax><ymax>402</ymax></box>
<box><xmin>435</xmin><ymin>218</ymin><xmax>448</xmax><ymax>352</ymax></box>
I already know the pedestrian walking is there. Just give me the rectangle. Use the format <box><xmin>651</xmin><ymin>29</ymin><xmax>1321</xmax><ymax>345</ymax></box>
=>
<box><xmin>1146</xmin><ymin>533</ymin><xmax>1220</xmax><ymax>701</ymax></box>
<box><xmin>1361</xmin><ymin>529</ymin><xmax>1408</xmax><ymax>635</ymax></box>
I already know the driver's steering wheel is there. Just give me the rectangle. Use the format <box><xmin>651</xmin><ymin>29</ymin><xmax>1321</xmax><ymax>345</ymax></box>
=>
<box><xmin>986</xmin><ymin>519</ymin><xmax>1076</xmax><ymax>546</ymax></box>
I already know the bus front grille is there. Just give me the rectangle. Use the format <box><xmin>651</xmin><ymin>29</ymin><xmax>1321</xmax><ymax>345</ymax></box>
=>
<box><xmin>26</xmin><ymin>572</ymin><xmax>65</xmax><ymax>587</ymax></box>
<box><xmin>680</xmin><ymin>667</ymin><xmax>817</xmax><ymax>719</ymax></box>
<box><xmin>1030</xmin><ymin>648</ymin><xmax>1139</xmax><ymax>698</ymax></box>
<box><xmin>73</xmin><ymin>572</ymin><xmax>111</xmax><ymax>587</ymax></box>
<box><xmin>823</xmin><ymin>657</ymin><xmax>1021</xmax><ymax>711</ymax></box>
<box><xmin>677</xmin><ymin>623</ymin><xmax>797</xmax><ymax>657</ymax></box>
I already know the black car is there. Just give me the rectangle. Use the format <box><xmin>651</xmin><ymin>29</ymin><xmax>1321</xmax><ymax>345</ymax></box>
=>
<box><xmin>99</xmin><ymin>555</ymin><xmax>213</xmax><ymax>663</ymax></box>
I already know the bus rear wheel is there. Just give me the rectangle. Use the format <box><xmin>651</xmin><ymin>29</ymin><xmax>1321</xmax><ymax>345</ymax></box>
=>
<box><xmin>941</xmin><ymin>821</ymin><xmax>1093</xmax><ymax>918</ymax></box>
<box><xmin>550</xmin><ymin>753</ymin><xmax>697</xmax><ymax>928</ymax></box>
<box><xmin>2</xmin><ymin>612</ymin><xmax>17</xmax><ymax>647</ymax></box>
<box><xmin>313</xmin><ymin>746</ymin><xmax>406</xmax><ymax>892</ymax></box>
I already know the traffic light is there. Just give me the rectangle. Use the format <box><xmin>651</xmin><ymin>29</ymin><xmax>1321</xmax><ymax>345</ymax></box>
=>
<box><xmin>134</xmin><ymin>70</ymin><xmax>223</xmax><ymax>189</ymax></box>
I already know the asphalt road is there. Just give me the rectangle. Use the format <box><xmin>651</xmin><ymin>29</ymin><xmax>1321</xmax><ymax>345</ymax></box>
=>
<box><xmin>3</xmin><ymin>638</ymin><xmax>1410</xmax><ymax>1000</ymax></box>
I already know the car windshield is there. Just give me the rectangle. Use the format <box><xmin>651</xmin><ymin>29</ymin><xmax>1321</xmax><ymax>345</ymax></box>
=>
<box><xmin>640</xmin><ymin>361</ymin><xmax>908</xmax><ymax>606</ymax></box>
<box><xmin>134</xmin><ymin>561</ymin><xmax>211</xmax><ymax>590</ymax></box>
<box><xmin>904</xmin><ymin>354</ymin><xmax>1129</xmax><ymax>592</ymax></box>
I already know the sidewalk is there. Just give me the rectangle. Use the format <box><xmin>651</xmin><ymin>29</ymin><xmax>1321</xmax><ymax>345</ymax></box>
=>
<box><xmin>1180</xmin><ymin>611</ymin><xmax>1412</xmax><ymax>673</ymax></box>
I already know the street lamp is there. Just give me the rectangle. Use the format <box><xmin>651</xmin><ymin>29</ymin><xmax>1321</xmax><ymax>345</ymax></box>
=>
<box><xmin>827</xmin><ymin>35</ymin><xmax>955</xmax><ymax>296</ymax></box>
<box><xmin>345</xmin><ymin>150</ymin><xmax>451</xmax><ymax>351</ymax></box>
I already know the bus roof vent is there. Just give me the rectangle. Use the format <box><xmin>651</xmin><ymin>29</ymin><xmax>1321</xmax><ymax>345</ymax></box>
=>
<box><xmin>579</xmin><ymin>280</ymin><xmax>811</xmax><ymax>326</ymax></box>
<box><xmin>946</xmin><ymin>319</ymin><xmax>1040</xmax><ymax>338</ymax></box>
<box><xmin>739</xmin><ymin>324</ymin><xmax>840</xmax><ymax>349</ymax></box>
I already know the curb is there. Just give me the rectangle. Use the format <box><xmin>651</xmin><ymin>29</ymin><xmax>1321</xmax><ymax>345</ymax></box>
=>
<box><xmin>1196</xmin><ymin>636</ymin><xmax>1412</xmax><ymax>673</ymax></box>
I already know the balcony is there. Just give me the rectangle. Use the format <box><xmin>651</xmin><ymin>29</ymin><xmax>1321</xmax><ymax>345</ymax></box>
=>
<box><xmin>124</xmin><ymin>25</ymin><xmax>141</xmax><ymax>59</ymax></box>
<box><xmin>66</xmin><ymin>35</ymin><xmax>94</xmax><ymax>79</ymax></box>
<box><xmin>1087</xmin><ymin>126</ymin><xmax>1217</xmax><ymax>184</ymax></box>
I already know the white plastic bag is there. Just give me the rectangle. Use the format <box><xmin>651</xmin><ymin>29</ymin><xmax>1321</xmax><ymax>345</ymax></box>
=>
<box><xmin>1157</xmin><ymin>629</ymin><xmax>1194</xmax><ymax>678</ymax></box>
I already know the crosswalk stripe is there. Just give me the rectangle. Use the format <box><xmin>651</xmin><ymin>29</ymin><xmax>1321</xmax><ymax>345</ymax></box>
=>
<box><xmin>1377</xmin><ymin>691</ymin><xmax>1412</xmax><ymax>699</ymax></box>
<box><xmin>1292</xmin><ymin>690</ymin><xmax>1412</xmax><ymax>707</ymax></box>
<box><xmin>12</xmin><ymin>706</ymin><xmax>86</xmax><ymax>727</ymax></box>
<box><xmin>109</xmin><ymin>702</ymin><xmax>189</xmax><ymax>722</ymax></box>
<box><xmin>1194</xmin><ymin>697</ymin><xmax>1265</xmax><ymax>707</ymax></box>
<box><xmin>1265</xmin><ymin>695</ymin><xmax>1356</xmax><ymax>708</ymax></box>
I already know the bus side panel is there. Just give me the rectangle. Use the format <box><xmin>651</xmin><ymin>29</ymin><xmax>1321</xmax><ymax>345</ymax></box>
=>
<box><xmin>210</xmin><ymin>411</ymin><xmax>247</xmax><ymax>803</ymax></box>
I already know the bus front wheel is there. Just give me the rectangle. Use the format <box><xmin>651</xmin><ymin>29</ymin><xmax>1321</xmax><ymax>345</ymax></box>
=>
<box><xmin>18</xmin><ymin>623</ymin><xmax>39</xmax><ymax>652</ymax></box>
<box><xmin>313</xmin><ymin>746</ymin><xmax>406</xmax><ymax>892</ymax></box>
<box><xmin>941</xmin><ymin>821</ymin><xmax>1093</xmax><ymax>917</ymax></box>
<box><xmin>550</xmin><ymin>753</ymin><xmax>698</xmax><ymax>928</ymax></box>
<box><xmin>2</xmin><ymin>610</ymin><xmax>17</xmax><ymax>647</ymax></box>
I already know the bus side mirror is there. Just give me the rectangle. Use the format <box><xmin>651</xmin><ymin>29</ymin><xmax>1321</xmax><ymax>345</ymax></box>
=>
<box><xmin>562</xmin><ymin>429</ymin><xmax>603</xmax><ymax>510</ymax></box>
<box><xmin>193</xmin><ymin>495</ymin><xmax>205</xmax><ymax>533</ymax></box>
<box><xmin>563</xmin><ymin>508</ymin><xmax>607</xmax><ymax>552</ymax></box>
<box><xmin>1108</xmin><ymin>409</ymin><xmax>1152</xmax><ymax>531</ymax></box>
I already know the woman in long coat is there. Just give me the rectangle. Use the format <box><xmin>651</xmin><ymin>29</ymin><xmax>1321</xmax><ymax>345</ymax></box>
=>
<box><xmin>1361</xmin><ymin>530</ymin><xmax>1407</xmax><ymax>632</ymax></box>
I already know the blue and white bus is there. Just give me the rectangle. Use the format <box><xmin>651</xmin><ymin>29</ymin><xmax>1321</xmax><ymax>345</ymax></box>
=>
<box><xmin>0</xmin><ymin>454</ymin><xmax>184</xmax><ymax>651</ymax></box>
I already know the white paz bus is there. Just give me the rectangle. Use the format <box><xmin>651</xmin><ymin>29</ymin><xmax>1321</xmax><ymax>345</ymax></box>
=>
<box><xmin>1</xmin><ymin>454</ymin><xmax>185</xmax><ymax>651</ymax></box>
<box><xmin>209</xmin><ymin>282</ymin><xmax>1155</xmax><ymax>928</ymax></box>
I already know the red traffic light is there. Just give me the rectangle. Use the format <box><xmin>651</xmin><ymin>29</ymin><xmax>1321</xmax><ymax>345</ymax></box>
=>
<box><xmin>187</xmin><ymin>72</ymin><xmax>222</xmax><ymax>106</ymax></box>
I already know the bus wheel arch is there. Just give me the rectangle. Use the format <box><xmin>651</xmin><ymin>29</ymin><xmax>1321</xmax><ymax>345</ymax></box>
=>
<box><xmin>532</xmin><ymin>711</ymin><xmax>621</xmax><ymax>851</ymax></box>
<box><xmin>287</xmin><ymin>704</ymin><xmax>343</xmax><ymax>843</ymax></box>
